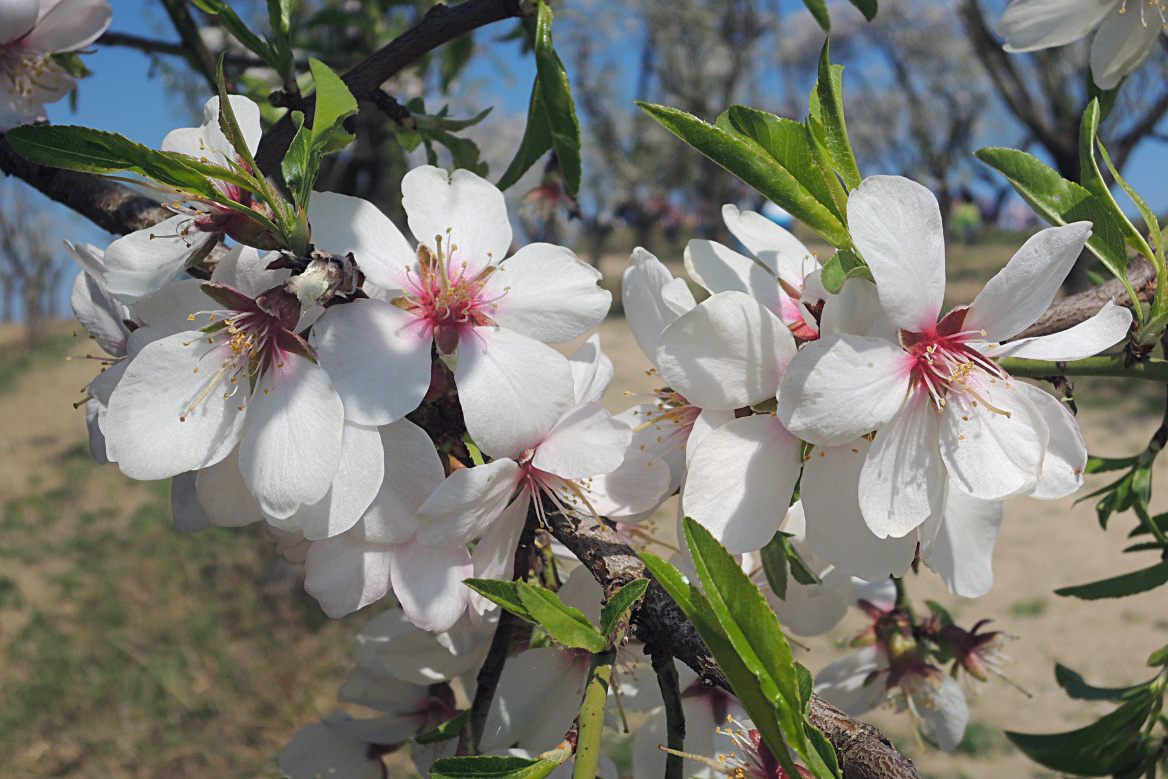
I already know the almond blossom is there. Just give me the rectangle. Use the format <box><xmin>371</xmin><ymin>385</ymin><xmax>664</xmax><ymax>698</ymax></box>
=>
<box><xmin>777</xmin><ymin>175</ymin><xmax>1131</xmax><ymax>539</ymax></box>
<box><xmin>999</xmin><ymin>0</ymin><xmax>1165</xmax><ymax>89</ymax></box>
<box><xmin>0</xmin><ymin>0</ymin><xmax>111</xmax><ymax>130</ymax></box>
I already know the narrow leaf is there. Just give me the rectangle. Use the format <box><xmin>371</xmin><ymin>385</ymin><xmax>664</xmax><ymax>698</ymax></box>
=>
<box><xmin>533</xmin><ymin>1</ymin><xmax>581</xmax><ymax>195</ymax></box>
<box><xmin>462</xmin><ymin>579</ymin><xmax>532</xmax><ymax>622</ymax></box>
<box><xmin>801</xmin><ymin>0</ymin><xmax>831</xmax><ymax>31</ymax></box>
<box><xmin>430</xmin><ymin>755</ymin><xmax>562</xmax><ymax>779</ymax></box>
<box><xmin>1079</xmin><ymin>99</ymin><xmax>1153</xmax><ymax>261</ymax></box>
<box><xmin>848</xmin><ymin>0</ymin><xmax>878</xmax><ymax>20</ymax></box>
<box><xmin>815</xmin><ymin>44</ymin><xmax>861</xmax><ymax>190</ymax></box>
<box><xmin>415</xmin><ymin>710</ymin><xmax>470</xmax><ymax>744</ymax></box>
<box><xmin>1055</xmin><ymin>560</ymin><xmax>1168</xmax><ymax>600</ymax></box>
<box><xmin>1055</xmin><ymin>664</ymin><xmax>1146</xmax><ymax>702</ymax></box>
<box><xmin>759</xmin><ymin>533</ymin><xmax>789</xmax><ymax>601</ymax></box>
<box><xmin>1006</xmin><ymin>694</ymin><xmax>1156</xmax><ymax>776</ymax></box>
<box><xmin>496</xmin><ymin>78</ymin><xmax>554</xmax><ymax>191</ymax></box>
<box><xmin>599</xmin><ymin>579</ymin><xmax>650</xmax><ymax>639</ymax></box>
<box><xmin>517</xmin><ymin>583</ymin><xmax>606</xmax><ymax>653</ymax></box>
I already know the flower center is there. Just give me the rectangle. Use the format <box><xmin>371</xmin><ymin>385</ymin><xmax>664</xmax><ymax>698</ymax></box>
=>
<box><xmin>1118</xmin><ymin>0</ymin><xmax>1168</xmax><ymax>28</ymax></box>
<box><xmin>395</xmin><ymin>234</ymin><xmax>505</xmax><ymax>353</ymax></box>
<box><xmin>627</xmin><ymin>384</ymin><xmax>701</xmax><ymax>446</ymax></box>
<box><xmin>2</xmin><ymin>50</ymin><xmax>67</xmax><ymax>103</ymax></box>
<box><xmin>179</xmin><ymin>308</ymin><xmax>288</xmax><ymax>421</ymax></box>
<box><xmin>899</xmin><ymin>307</ymin><xmax>1009</xmax><ymax>414</ymax></box>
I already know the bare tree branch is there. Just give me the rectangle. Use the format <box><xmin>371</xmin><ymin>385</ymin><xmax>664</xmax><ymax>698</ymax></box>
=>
<box><xmin>1012</xmin><ymin>257</ymin><xmax>1157</xmax><ymax>340</ymax></box>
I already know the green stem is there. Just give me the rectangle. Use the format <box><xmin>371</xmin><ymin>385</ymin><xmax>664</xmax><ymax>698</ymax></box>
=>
<box><xmin>1000</xmin><ymin>356</ymin><xmax>1168</xmax><ymax>382</ymax></box>
<box><xmin>651</xmin><ymin>652</ymin><xmax>686</xmax><ymax>779</ymax></box>
<box><xmin>573</xmin><ymin>649</ymin><xmax>614</xmax><ymax>779</ymax></box>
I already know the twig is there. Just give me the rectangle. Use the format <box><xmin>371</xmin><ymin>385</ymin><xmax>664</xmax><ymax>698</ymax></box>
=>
<box><xmin>158</xmin><ymin>0</ymin><xmax>222</xmax><ymax>94</ymax></box>
<box><xmin>651</xmin><ymin>650</ymin><xmax>685</xmax><ymax>779</ymax></box>
<box><xmin>253</xmin><ymin>0</ymin><xmax>531</xmax><ymax>174</ymax></box>
<box><xmin>372</xmin><ymin>90</ymin><xmax>414</xmax><ymax>127</ymax></box>
<box><xmin>1010</xmin><ymin>257</ymin><xmax>1157</xmax><ymax>341</ymax></box>
<box><xmin>97</xmin><ymin>31</ymin><xmax>282</xmax><ymax>70</ymax></box>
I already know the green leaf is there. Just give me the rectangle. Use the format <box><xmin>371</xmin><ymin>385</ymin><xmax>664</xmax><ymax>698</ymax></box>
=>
<box><xmin>599</xmin><ymin>579</ymin><xmax>649</xmax><ymax>639</ymax></box>
<box><xmin>1147</xmin><ymin>642</ymin><xmax>1168</xmax><ymax>666</ymax></box>
<box><xmin>784</xmin><ymin>536</ymin><xmax>822</xmax><ymax>587</ymax></box>
<box><xmin>308</xmin><ymin>58</ymin><xmax>358</xmax><ymax>148</ymax></box>
<box><xmin>1055</xmin><ymin>664</ymin><xmax>1146</xmax><ymax>702</ymax></box>
<box><xmin>462</xmin><ymin>579</ymin><xmax>532</xmax><ymax>622</ymax></box>
<box><xmin>281</xmin><ymin>112</ymin><xmax>314</xmax><ymax>210</ymax></box>
<box><xmin>1055</xmin><ymin>560</ymin><xmax>1168</xmax><ymax>600</ymax></box>
<box><xmin>814</xmin><ymin>43</ymin><xmax>861</xmax><ymax>190</ymax></box>
<box><xmin>430</xmin><ymin>755</ymin><xmax>563</xmax><ymax>779</ymax></box>
<box><xmin>1006</xmin><ymin>693</ymin><xmax>1157</xmax><ymax>776</ymax></box>
<box><xmin>848</xmin><ymin>0</ymin><xmax>878</xmax><ymax>20</ymax></box>
<box><xmin>5</xmin><ymin>124</ymin><xmax>219</xmax><ymax>198</ymax></box>
<box><xmin>497</xmin><ymin>79</ymin><xmax>554</xmax><ymax>192</ymax></box>
<box><xmin>1097</xmin><ymin>141</ymin><xmax>1161</xmax><ymax>262</ymax></box>
<box><xmin>428</xmin><ymin>127</ymin><xmax>488</xmax><ymax>177</ymax></box>
<box><xmin>1079</xmin><ymin>100</ymin><xmax>1154</xmax><ymax>262</ymax></box>
<box><xmin>759</xmin><ymin>533</ymin><xmax>789</xmax><ymax>601</ymax></box>
<box><xmin>533</xmin><ymin>1</ymin><xmax>581</xmax><ymax>195</ymax></box>
<box><xmin>801</xmin><ymin>0</ymin><xmax>831</xmax><ymax>31</ymax></box>
<box><xmin>415</xmin><ymin>710</ymin><xmax>469</xmax><ymax>744</ymax></box>
<box><xmin>924</xmin><ymin>600</ymin><xmax>955</xmax><ymax>628</ymax></box>
<box><xmin>795</xmin><ymin>662</ymin><xmax>815</xmax><ymax>712</ymax></box>
<box><xmin>196</xmin><ymin>0</ymin><xmax>278</xmax><ymax>65</ymax></box>
<box><xmin>638</xmin><ymin>102</ymin><xmax>851</xmax><ymax>248</ymax></box>
<box><xmin>974</xmin><ymin>147</ymin><xmax>1131</xmax><ymax>286</ymax></box>
<box><xmin>1087</xmin><ymin>454</ymin><xmax>1142</xmax><ymax>474</ymax></box>
<box><xmin>819</xmin><ymin>247</ymin><xmax>870</xmax><ymax>293</ymax></box>
<box><xmin>725</xmin><ymin>105</ymin><xmax>843</xmax><ymax>223</ymax></box>
<box><xmin>517</xmin><ymin>583</ymin><xmax>606</xmax><ymax>653</ymax></box>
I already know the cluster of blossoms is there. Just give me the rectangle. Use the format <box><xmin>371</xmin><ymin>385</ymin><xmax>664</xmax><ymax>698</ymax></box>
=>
<box><xmin>68</xmin><ymin>91</ymin><xmax>1133</xmax><ymax>770</ymax></box>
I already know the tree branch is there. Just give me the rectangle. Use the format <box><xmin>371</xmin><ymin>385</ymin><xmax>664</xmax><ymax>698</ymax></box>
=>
<box><xmin>253</xmin><ymin>0</ymin><xmax>531</xmax><ymax>175</ymax></box>
<box><xmin>544</xmin><ymin>508</ymin><xmax>922</xmax><ymax>779</ymax></box>
<box><xmin>1011</xmin><ymin>257</ymin><xmax>1157</xmax><ymax>340</ymax></box>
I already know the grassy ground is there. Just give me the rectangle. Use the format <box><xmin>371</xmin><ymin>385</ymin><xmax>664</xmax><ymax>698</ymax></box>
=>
<box><xmin>1</xmin><ymin>237</ymin><xmax>1165</xmax><ymax>778</ymax></box>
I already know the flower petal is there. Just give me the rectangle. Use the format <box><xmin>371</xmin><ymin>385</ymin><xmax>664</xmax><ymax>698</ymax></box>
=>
<box><xmin>105</xmin><ymin>332</ymin><xmax>246</xmax><ymax>479</ymax></box>
<box><xmin>21</xmin><ymin>0</ymin><xmax>108</xmax><ymax>52</ymax></box>
<box><xmin>966</xmin><ymin>222</ymin><xmax>1092</xmax><ymax>341</ymax></box>
<box><xmin>0</xmin><ymin>0</ymin><xmax>37</xmax><ymax>44</ymax></box>
<box><xmin>297</xmin><ymin>422</ymin><xmax>385</xmax><ymax>540</ymax></box>
<box><xmin>415</xmin><ymin>459</ymin><xmax>522</xmax><ymax>547</ymax></box>
<box><xmin>194</xmin><ymin>446</ymin><xmax>264</xmax><ymax>527</ymax></box>
<box><xmin>802</xmin><ymin>440</ymin><xmax>917</xmax><ymax>581</ymax></box>
<box><xmin>657</xmin><ymin>290</ymin><xmax>796</xmax><ymax>410</ymax></box>
<box><xmin>1014</xmin><ymin>382</ymin><xmax>1087</xmax><ymax>500</ymax></box>
<box><xmin>171</xmin><ymin>471</ymin><xmax>211</xmax><ymax>533</ymax></box>
<box><xmin>238</xmin><ymin>356</ymin><xmax>345</xmax><ymax>519</ymax></box>
<box><xmin>859</xmin><ymin>389</ymin><xmax>947</xmax><ymax>538</ymax></box>
<box><xmin>819</xmin><ymin>277</ymin><xmax>897</xmax><ymax>341</ymax></box>
<box><xmin>481</xmin><ymin>649</ymin><xmax>583</xmax><ymax>753</ymax></box>
<box><xmin>568</xmin><ymin>333</ymin><xmax>613</xmax><ymax>404</ymax></box>
<box><xmin>467</xmin><ymin>495</ymin><xmax>529</xmax><ymax>617</ymax></box>
<box><xmin>485</xmin><ymin>243</ymin><xmax>610</xmax><ymax>343</ymax></box>
<box><xmin>584</xmin><ymin>444</ymin><xmax>674</xmax><ymax>518</ymax></box>
<box><xmin>128</xmin><ymin>279</ymin><xmax>215</xmax><ymax>347</ymax></box>
<box><xmin>71</xmin><ymin>269</ymin><xmax>130</xmax><ymax>356</ymax></box>
<box><xmin>391</xmin><ymin>538</ymin><xmax>472</xmax><ymax>633</ymax></box>
<box><xmin>310</xmin><ymin>298</ymin><xmax>432</xmax><ymax>425</ymax></box>
<box><xmin>990</xmin><ymin>301</ymin><xmax>1132</xmax><ymax>361</ymax></box>
<box><xmin>103</xmin><ymin>216</ymin><xmax>205</xmax><ymax>302</ymax></box>
<box><xmin>622</xmin><ymin>247</ymin><xmax>694</xmax><ymax>364</ymax></box>
<box><xmin>307</xmin><ymin>190</ymin><xmax>416</xmax><ymax>292</ymax></box>
<box><xmin>847</xmin><ymin>175</ymin><xmax>947</xmax><ymax>331</ymax></box>
<box><xmin>938</xmin><ymin>378</ymin><xmax>1047</xmax><ymax>500</ymax></box>
<box><xmin>999</xmin><ymin>0</ymin><xmax>1112</xmax><ymax>51</ymax></box>
<box><xmin>304</xmin><ymin>531</ymin><xmax>393</xmax><ymax>618</ymax></box>
<box><xmin>777</xmin><ymin>333</ymin><xmax>912</xmax><ymax>446</ymax></box>
<box><xmin>721</xmin><ymin>203</ymin><xmax>816</xmax><ymax>286</ymax></box>
<box><xmin>682</xmin><ymin>414</ymin><xmax>801</xmax><ymax>554</ymax></box>
<box><xmin>209</xmin><ymin>245</ymin><xmax>288</xmax><ymax>298</ymax></box>
<box><xmin>814</xmin><ymin>645</ymin><xmax>890</xmax><ymax>717</ymax></box>
<box><xmin>1090</xmin><ymin>8</ymin><xmax>1162</xmax><ymax>89</ymax></box>
<box><xmin>360</xmin><ymin>419</ymin><xmax>446</xmax><ymax>543</ymax></box>
<box><xmin>533</xmin><ymin>401</ymin><xmax>630</xmax><ymax>479</ymax></box>
<box><xmin>279</xmin><ymin>715</ymin><xmax>384</xmax><ymax>779</ymax></box>
<box><xmin>684</xmin><ymin>238</ymin><xmax>783</xmax><ymax>313</ymax></box>
<box><xmin>456</xmin><ymin>326</ymin><xmax>574</xmax><ymax>458</ymax></box>
<box><xmin>907</xmin><ymin>675</ymin><xmax>969</xmax><ymax>753</ymax></box>
<box><xmin>402</xmin><ymin>165</ymin><xmax>511</xmax><ymax>267</ymax></box>
<box><xmin>921</xmin><ymin>486</ymin><xmax>1003</xmax><ymax>598</ymax></box>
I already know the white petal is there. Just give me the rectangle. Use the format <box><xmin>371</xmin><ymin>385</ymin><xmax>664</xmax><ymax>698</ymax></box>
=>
<box><xmin>415</xmin><ymin>459</ymin><xmax>522</xmax><ymax>546</ymax></box>
<box><xmin>999</xmin><ymin>0</ymin><xmax>1112</xmax><ymax>51</ymax></box>
<box><xmin>938</xmin><ymin>379</ymin><xmax>1047</xmax><ymax>500</ymax></box>
<box><xmin>71</xmin><ymin>269</ymin><xmax>130</xmax><ymax>356</ymax></box>
<box><xmin>991</xmin><ymin>301</ymin><xmax>1132</xmax><ymax>361</ymax></box>
<box><xmin>307</xmin><ymin>191</ymin><xmax>415</xmax><ymax>292</ymax></box>
<box><xmin>777</xmin><ymin>334</ymin><xmax>912</xmax><ymax>446</ymax></box>
<box><xmin>299</xmin><ymin>423</ymin><xmax>385</xmax><ymax>540</ymax></box>
<box><xmin>337</xmin><ymin>665</ymin><xmax>430</xmax><ymax>718</ymax></box>
<box><xmin>771</xmin><ymin>564</ymin><xmax>853</xmax><ymax>637</ymax></box>
<box><xmin>481</xmin><ymin>649</ymin><xmax>583</xmax><ymax>752</ymax></box>
<box><xmin>657</xmin><ymin>291</ymin><xmax>795</xmax><ymax>410</ymax></box>
<box><xmin>359</xmin><ymin>609</ymin><xmax>494</xmax><ymax>686</ymax></box>
<box><xmin>686</xmin><ymin>408</ymin><xmax>734</xmax><ymax>466</ymax></box>
<box><xmin>533</xmin><ymin>402</ymin><xmax>629</xmax><ymax>479</ymax></box>
<box><xmin>859</xmin><ymin>389</ymin><xmax>947</xmax><ymax>538</ymax></box>
<box><xmin>820</xmin><ymin>277</ymin><xmax>897</xmax><ymax>341</ymax></box>
<box><xmin>22</xmin><ymin>0</ymin><xmax>109</xmax><ymax>50</ymax></box>
<box><xmin>622</xmin><ymin>247</ymin><xmax>694</xmax><ymax>364</ymax></box>
<box><xmin>85</xmin><ymin>397</ymin><xmax>108</xmax><ymax>463</ymax></box>
<box><xmin>128</xmin><ymin>278</ymin><xmax>215</xmax><ymax>346</ymax></box>
<box><xmin>103</xmin><ymin>217</ymin><xmax>206</xmax><ymax>303</ymax></box>
<box><xmin>279</xmin><ymin>716</ymin><xmax>383</xmax><ymax>779</ymax></box>
<box><xmin>814</xmin><ymin>645</ymin><xmax>890</xmax><ymax>717</ymax></box>
<box><xmin>802</xmin><ymin>440</ymin><xmax>917</xmax><ymax>581</ymax></box>
<box><xmin>907</xmin><ymin>675</ymin><xmax>969</xmax><ymax>753</ymax></box>
<box><xmin>360</xmin><ymin>419</ymin><xmax>445</xmax><ymax>543</ymax></box>
<box><xmin>105</xmin><ymin>332</ymin><xmax>246</xmax><ymax>479</ymax></box>
<box><xmin>195</xmin><ymin>447</ymin><xmax>264</xmax><ymax>527</ymax></box>
<box><xmin>921</xmin><ymin>487</ymin><xmax>1003</xmax><ymax>598</ymax></box>
<box><xmin>585</xmin><ymin>444</ymin><xmax>674</xmax><ymax>518</ymax></box>
<box><xmin>209</xmin><ymin>245</ymin><xmax>288</xmax><ymax>297</ymax></box>
<box><xmin>238</xmin><ymin>356</ymin><xmax>345</xmax><ymax>519</ymax></box>
<box><xmin>568</xmin><ymin>333</ymin><xmax>613</xmax><ymax>404</ymax></box>
<box><xmin>456</xmin><ymin>327</ymin><xmax>574</xmax><ymax>458</ymax></box>
<box><xmin>721</xmin><ymin>203</ymin><xmax>816</xmax><ymax>286</ymax></box>
<box><xmin>682</xmin><ymin>414</ymin><xmax>801</xmax><ymax>554</ymax></box>
<box><xmin>485</xmin><ymin>243</ymin><xmax>610</xmax><ymax>343</ymax></box>
<box><xmin>966</xmin><ymin>223</ymin><xmax>1092</xmax><ymax>341</ymax></box>
<box><xmin>1090</xmin><ymin>8</ymin><xmax>1162</xmax><ymax>89</ymax></box>
<box><xmin>171</xmin><ymin>472</ymin><xmax>210</xmax><ymax>532</ymax></box>
<box><xmin>683</xmin><ymin>238</ymin><xmax>783</xmax><ymax>314</ymax></box>
<box><xmin>0</xmin><ymin>0</ymin><xmax>37</xmax><ymax>44</ymax></box>
<box><xmin>304</xmin><ymin>532</ymin><xmax>393</xmax><ymax>618</ymax></box>
<box><xmin>310</xmin><ymin>298</ymin><xmax>432</xmax><ymax>425</ymax></box>
<box><xmin>391</xmin><ymin>539</ymin><xmax>473</xmax><ymax>633</ymax></box>
<box><xmin>1014</xmin><ymin>382</ymin><xmax>1087</xmax><ymax>500</ymax></box>
<box><xmin>847</xmin><ymin>175</ymin><xmax>946</xmax><ymax>332</ymax></box>
<box><xmin>468</xmin><ymin>496</ymin><xmax>529</xmax><ymax>617</ymax></box>
<box><xmin>402</xmin><ymin>165</ymin><xmax>512</xmax><ymax>266</ymax></box>
<box><xmin>64</xmin><ymin>240</ymin><xmax>107</xmax><ymax>282</ymax></box>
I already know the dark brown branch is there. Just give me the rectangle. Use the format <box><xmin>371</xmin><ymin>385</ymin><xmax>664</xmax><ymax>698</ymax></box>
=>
<box><xmin>544</xmin><ymin>508</ymin><xmax>922</xmax><ymax>779</ymax></box>
<box><xmin>253</xmin><ymin>0</ymin><xmax>530</xmax><ymax>174</ymax></box>
<box><xmin>0</xmin><ymin>137</ymin><xmax>169</xmax><ymax>236</ymax></box>
<box><xmin>97</xmin><ymin>31</ymin><xmax>281</xmax><ymax>70</ymax></box>
<box><xmin>1011</xmin><ymin>257</ymin><xmax>1158</xmax><ymax>341</ymax></box>
<box><xmin>158</xmin><ymin>0</ymin><xmax>221</xmax><ymax>95</ymax></box>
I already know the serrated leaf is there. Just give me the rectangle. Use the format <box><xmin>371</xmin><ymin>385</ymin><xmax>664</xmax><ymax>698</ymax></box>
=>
<box><xmin>815</xmin><ymin>44</ymin><xmax>861</xmax><ymax>190</ymax></box>
<box><xmin>462</xmin><ymin>578</ymin><xmax>532</xmax><ymax>622</ymax></box>
<box><xmin>430</xmin><ymin>755</ymin><xmax>561</xmax><ymax>779</ymax></box>
<box><xmin>517</xmin><ymin>583</ymin><xmax>606</xmax><ymax>653</ymax></box>
<box><xmin>974</xmin><ymin>147</ymin><xmax>1130</xmax><ymax>284</ymax></box>
<box><xmin>638</xmin><ymin>102</ymin><xmax>850</xmax><ymax>248</ymax></box>
<box><xmin>309</xmin><ymin>58</ymin><xmax>358</xmax><ymax>148</ymax></box>
<box><xmin>801</xmin><ymin>0</ymin><xmax>831</xmax><ymax>31</ymax></box>
<box><xmin>533</xmin><ymin>1</ymin><xmax>581</xmax><ymax>195</ymax></box>
<box><xmin>1005</xmin><ymin>693</ymin><xmax>1156</xmax><ymax>776</ymax></box>
<box><xmin>1055</xmin><ymin>560</ymin><xmax>1168</xmax><ymax>600</ymax></box>
<box><xmin>848</xmin><ymin>0</ymin><xmax>878</xmax><ymax>20</ymax></box>
<box><xmin>759</xmin><ymin>533</ymin><xmax>789</xmax><ymax>601</ymax></box>
<box><xmin>497</xmin><ymin>78</ymin><xmax>554</xmax><ymax>191</ymax></box>
<box><xmin>599</xmin><ymin>579</ymin><xmax>649</xmax><ymax>639</ymax></box>
<box><xmin>6</xmin><ymin>124</ymin><xmax>219</xmax><ymax>198</ymax></box>
<box><xmin>1079</xmin><ymin>100</ymin><xmax>1154</xmax><ymax>261</ymax></box>
<box><xmin>1055</xmin><ymin>664</ymin><xmax>1147</xmax><ymax>701</ymax></box>
<box><xmin>415</xmin><ymin>710</ymin><xmax>469</xmax><ymax>744</ymax></box>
